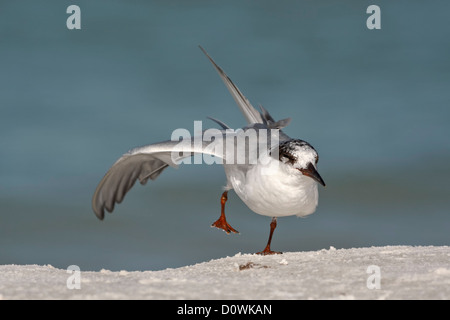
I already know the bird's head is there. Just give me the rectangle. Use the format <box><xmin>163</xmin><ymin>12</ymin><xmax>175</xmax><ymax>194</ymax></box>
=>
<box><xmin>278</xmin><ymin>139</ymin><xmax>326</xmax><ymax>187</ymax></box>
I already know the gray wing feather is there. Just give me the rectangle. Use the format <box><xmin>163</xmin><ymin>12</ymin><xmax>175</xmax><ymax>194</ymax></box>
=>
<box><xmin>199</xmin><ymin>46</ymin><xmax>263</xmax><ymax>124</ymax></box>
<box><xmin>207</xmin><ymin>116</ymin><xmax>231</xmax><ymax>129</ymax></box>
<box><xmin>259</xmin><ymin>105</ymin><xmax>291</xmax><ymax>129</ymax></box>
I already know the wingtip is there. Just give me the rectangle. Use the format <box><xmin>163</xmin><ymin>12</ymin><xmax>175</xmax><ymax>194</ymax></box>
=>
<box><xmin>198</xmin><ymin>45</ymin><xmax>224</xmax><ymax>73</ymax></box>
<box><xmin>92</xmin><ymin>189</ymin><xmax>105</xmax><ymax>220</ymax></box>
<box><xmin>93</xmin><ymin>206</ymin><xmax>105</xmax><ymax>221</ymax></box>
<box><xmin>92</xmin><ymin>194</ymin><xmax>106</xmax><ymax>220</ymax></box>
<box><xmin>198</xmin><ymin>45</ymin><xmax>208</xmax><ymax>58</ymax></box>
<box><xmin>198</xmin><ymin>45</ymin><xmax>263</xmax><ymax>125</ymax></box>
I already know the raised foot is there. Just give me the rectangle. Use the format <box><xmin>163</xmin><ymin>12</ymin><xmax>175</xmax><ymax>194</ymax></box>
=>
<box><xmin>211</xmin><ymin>217</ymin><xmax>239</xmax><ymax>234</ymax></box>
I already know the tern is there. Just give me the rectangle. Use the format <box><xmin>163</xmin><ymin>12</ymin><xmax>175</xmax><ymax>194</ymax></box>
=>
<box><xmin>92</xmin><ymin>46</ymin><xmax>325</xmax><ymax>255</ymax></box>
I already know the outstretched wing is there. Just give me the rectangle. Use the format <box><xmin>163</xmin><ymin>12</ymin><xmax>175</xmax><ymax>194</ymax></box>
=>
<box><xmin>92</xmin><ymin>138</ymin><xmax>224</xmax><ymax>220</ymax></box>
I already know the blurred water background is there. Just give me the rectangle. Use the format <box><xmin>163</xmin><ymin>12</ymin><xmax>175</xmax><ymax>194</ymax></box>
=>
<box><xmin>1</xmin><ymin>0</ymin><xmax>449</xmax><ymax>271</ymax></box>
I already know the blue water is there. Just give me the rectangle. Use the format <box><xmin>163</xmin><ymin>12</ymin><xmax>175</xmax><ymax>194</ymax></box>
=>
<box><xmin>1</xmin><ymin>1</ymin><xmax>449</xmax><ymax>271</ymax></box>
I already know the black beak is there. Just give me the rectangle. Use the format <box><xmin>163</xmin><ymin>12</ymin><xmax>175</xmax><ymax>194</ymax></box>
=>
<box><xmin>299</xmin><ymin>163</ymin><xmax>326</xmax><ymax>187</ymax></box>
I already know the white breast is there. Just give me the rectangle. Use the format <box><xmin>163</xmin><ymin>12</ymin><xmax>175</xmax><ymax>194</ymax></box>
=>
<box><xmin>224</xmin><ymin>158</ymin><xmax>319</xmax><ymax>218</ymax></box>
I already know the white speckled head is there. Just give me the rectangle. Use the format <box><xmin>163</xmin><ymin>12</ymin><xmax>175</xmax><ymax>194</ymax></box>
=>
<box><xmin>279</xmin><ymin>140</ymin><xmax>318</xmax><ymax>168</ymax></box>
<box><xmin>278</xmin><ymin>139</ymin><xmax>325</xmax><ymax>186</ymax></box>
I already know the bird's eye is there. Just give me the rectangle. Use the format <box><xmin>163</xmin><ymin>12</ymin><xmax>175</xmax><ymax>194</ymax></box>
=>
<box><xmin>315</xmin><ymin>155</ymin><xmax>319</xmax><ymax>164</ymax></box>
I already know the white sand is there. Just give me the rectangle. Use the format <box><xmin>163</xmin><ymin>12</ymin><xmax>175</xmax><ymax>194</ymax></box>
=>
<box><xmin>1</xmin><ymin>246</ymin><xmax>449</xmax><ymax>300</ymax></box>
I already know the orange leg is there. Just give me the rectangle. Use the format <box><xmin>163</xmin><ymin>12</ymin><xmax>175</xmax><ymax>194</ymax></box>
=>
<box><xmin>256</xmin><ymin>217</ymin><xmax>282</xmax><ymax>255</ymax></box>
<box><xmin>211</xmin><ymin>191</ymin><xmax>239</xmax><ymax>234</ymax></box>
